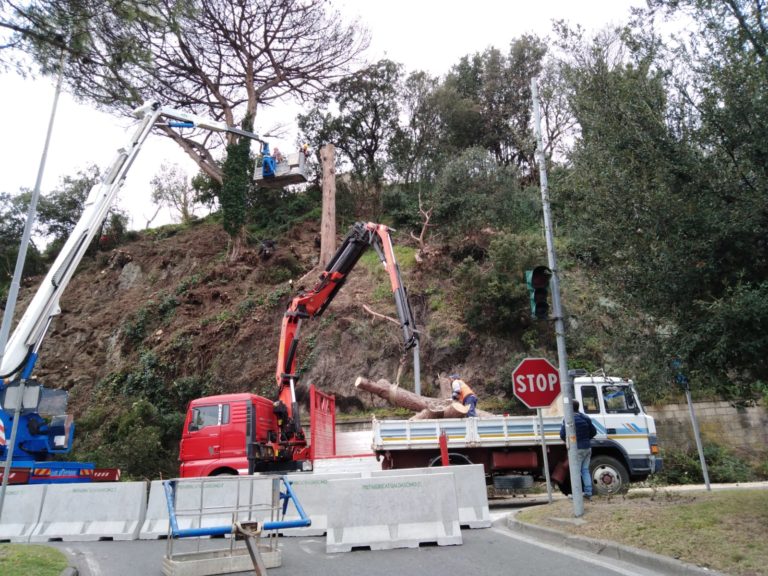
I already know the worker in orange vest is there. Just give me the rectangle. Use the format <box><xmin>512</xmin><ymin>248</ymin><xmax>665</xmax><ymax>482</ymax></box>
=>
<box><xmin>450</xmin><ymin>375</ymin><xmax>478</xmax><ymax>417</ymax></box>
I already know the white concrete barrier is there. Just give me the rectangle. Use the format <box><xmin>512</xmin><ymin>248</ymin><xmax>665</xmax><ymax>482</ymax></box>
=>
<box><xmin>142</xmin><ymin>476</ymin><xmax>278</xmax><ymax>539</ymax></box>
<box><xmin>312</xmin><ymin>455</ymin><xmax>380</xmax><ymax>475</ymax></box>
<box><xmin>140</xmin><ymin>480</ymin><xmax>177</xmax><ymax>539</ymax></box>
<box><xmin>371</xmin><ymin>464</ymin><xmax>491</xmax><ymax>528</ymax></box>
<box><xmin>0</xmin><ymin>484</ymin><xmax>46</xmax><ymax>542</ymax></box>
<box><xmin>282</xmin><ymin>473</ymin><xmax>360</xmax><ymax>536</ymax></box>
<box><xmin>30</xmin><ymin>481</ymin><xmax>147</xmax><ymax>542</ymax></box>
<box><xmin>325</xmin><ymin>473</ymin><xmax>462</xmax><ymax>553</ymax></box>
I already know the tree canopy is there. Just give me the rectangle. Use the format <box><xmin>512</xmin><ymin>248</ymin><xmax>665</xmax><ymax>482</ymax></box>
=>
<box><xmin>2</xmin><ymin>0</ymin><xmax>369</xmax><ymax>184</ymax></box>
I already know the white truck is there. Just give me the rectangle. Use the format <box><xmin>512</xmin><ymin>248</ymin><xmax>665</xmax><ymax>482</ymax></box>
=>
<box><xmin>371</xmin><ymin>371</ymin><xmax>662</xmax><ymax>495</ymax></box>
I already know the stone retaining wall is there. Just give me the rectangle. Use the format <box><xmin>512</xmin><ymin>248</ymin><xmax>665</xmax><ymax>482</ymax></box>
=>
<box><xmin>647</xmin><ymin>402</ymin><xmax>767</xmax><ymax>456</ymax></box>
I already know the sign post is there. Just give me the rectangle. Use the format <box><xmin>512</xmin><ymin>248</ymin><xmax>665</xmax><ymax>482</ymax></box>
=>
<box><xmin>512</xmin><ymin>358</ymin><xmax>561</xmax><ymax>503</ymax></box>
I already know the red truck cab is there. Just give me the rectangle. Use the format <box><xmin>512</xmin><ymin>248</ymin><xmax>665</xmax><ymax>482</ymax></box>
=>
<box><xmin>179</xmin><ymin>386</ymin><xmax>336</xmax><ymax>478</ymax></box>
<box><xmin>180</xmin><ymin>393</ymin><xmax>284</xmax><ymax>477</ymax></box>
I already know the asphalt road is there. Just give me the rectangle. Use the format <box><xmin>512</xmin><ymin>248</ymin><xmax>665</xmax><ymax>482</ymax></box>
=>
<box><xmin>50</xmin><ymin>510</ymin><xmax>671</xmax><ymax>576</ymax></box>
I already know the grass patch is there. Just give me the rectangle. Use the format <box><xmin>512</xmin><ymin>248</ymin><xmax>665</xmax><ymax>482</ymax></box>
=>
<box><xmin>0</xmin><ymin>544</ymin><xmax>69</xmax><ymax>576</ymax></box>
<box><xmin>517</xmin><ymin>489</ymin><xmax>768</xmax><ymax>576</ymax></box>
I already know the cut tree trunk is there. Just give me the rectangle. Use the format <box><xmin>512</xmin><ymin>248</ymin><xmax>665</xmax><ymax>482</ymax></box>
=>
<box><xmin>411</xmin><ymin>401</ymin><xmax>469</xmax><ymax>420</ymax></box>
<box><xmin>319</xmin><ymin>144</ymin><xmax>336</xmax><ymax>268</ymax></box>
<box><xmin>354</xmin><ymin>377</ymin><xmax>429</xmax><ymax>412</ymax></box>
<box><xmin>354</xmin><ymin>376</ymin><xmax>492</xmax><ymax>419</ymax></box>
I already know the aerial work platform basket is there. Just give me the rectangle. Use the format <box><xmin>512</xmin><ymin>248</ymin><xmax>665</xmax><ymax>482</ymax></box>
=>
<box><xmin>254</xmin><ymin>148</ymin><xmax>309</xmax><ymax>188</ymax></box>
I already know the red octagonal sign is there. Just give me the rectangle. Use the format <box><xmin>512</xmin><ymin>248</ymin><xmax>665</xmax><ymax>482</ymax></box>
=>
<box><xmin>512</xmin><ymin>358</ymin><xmax>561</xmax><ymax>409</ymax></box>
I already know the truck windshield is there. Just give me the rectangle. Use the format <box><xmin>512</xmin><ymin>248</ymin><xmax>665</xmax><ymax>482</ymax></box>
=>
<box><xmin>602</xmin><ymin>385</ymin><xmax>639</xmax><ymax>414</ymax></box>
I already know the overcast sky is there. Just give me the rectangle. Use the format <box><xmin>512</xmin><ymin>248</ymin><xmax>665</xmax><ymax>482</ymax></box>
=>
<box><xmin>0</xmin><ymin>0</ymin><xmax>644</xmax><ymax>230</ymax></box>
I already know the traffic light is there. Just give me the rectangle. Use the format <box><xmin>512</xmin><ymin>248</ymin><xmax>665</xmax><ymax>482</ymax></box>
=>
<box><xmin>525</xmin><ymin>266</ymin><xmax>552</xmax><ymax>320</ymax></box>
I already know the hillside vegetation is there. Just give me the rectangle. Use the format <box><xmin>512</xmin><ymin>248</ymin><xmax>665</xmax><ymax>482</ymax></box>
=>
<box><xmin>6</xmin><ymin>199</ymin><xmax>681</xmax><ymax>479</ymax></box>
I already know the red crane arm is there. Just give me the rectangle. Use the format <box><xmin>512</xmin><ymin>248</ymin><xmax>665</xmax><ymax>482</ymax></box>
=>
<box><xmin>274</xmin><ymin>222</ymin><xmax>419</xmax><ymax>423</ymax></box>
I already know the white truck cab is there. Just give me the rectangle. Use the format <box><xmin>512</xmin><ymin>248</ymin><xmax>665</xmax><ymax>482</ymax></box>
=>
<box><xmin>571</xmin><ymin>371</ymin><xmax>662</xmax><ymax>491</ymax></box>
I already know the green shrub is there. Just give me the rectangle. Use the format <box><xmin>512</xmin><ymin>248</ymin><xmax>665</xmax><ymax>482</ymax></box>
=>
<box><xmin>176</xmin><ymin>273</ymin><xmax>202</xmax><ymax>295</ymax></box>
<box><xmin>657</xmin><ymin>444</ymin><xmax>757</xmax><ymax>485</ymax></box>
<box><xmin>451</xmin><ymin>233</ymin><xmax>547</xmax><ymax>336</ymax></box>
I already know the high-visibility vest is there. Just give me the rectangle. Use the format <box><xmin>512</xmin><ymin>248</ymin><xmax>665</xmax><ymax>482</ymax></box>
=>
<box><xmin>453</xmin><ymin>380</ymin><xmax>475</xmax><ymax>403</ymax></box>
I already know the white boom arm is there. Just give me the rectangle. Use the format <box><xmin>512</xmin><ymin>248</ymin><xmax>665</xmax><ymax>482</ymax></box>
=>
<box><xmin>0</xmin><ymin>101</ymin><xmax>261</xmax><ymax>379</ymax></box>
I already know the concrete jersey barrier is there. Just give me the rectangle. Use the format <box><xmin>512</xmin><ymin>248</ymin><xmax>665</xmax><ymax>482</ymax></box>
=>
<box><xmin>325</xmin><ymin>472</ymin><xmax>462</xmax><ymax>553</ymax></box>
<box><xmin>282</xmin><ymin>472</ymin><xmax>360</xmax><ymax>536</ymax></box>
<box><xmin>141</xmin><ymin>476</ymin><xmax>278</xmax><ymax>539</ymax></box>
<box><xmin>0</xmin><ymin>484</ymin><xmax>46</xmax><ymax>542</ymax></box>
<box><xmin>371</xmin><ymin>464</ymin><xmax>491</xmax><ymax>528</ymax></box>
<box><xmin>30</xmin><ymin>481</ymin><xmax>147</xmax><ymax>542</ymax></box>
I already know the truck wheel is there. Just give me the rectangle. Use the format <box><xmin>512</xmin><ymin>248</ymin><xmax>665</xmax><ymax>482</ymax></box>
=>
<box><xmin>590</xmin><ymin>456</ymin><xmax>630</xmax><ymax>495</ymax></box>
<box><xmin>427</xmin><ymin>453</ymin><xmax>472</xmax><ymax>467</ymax></box>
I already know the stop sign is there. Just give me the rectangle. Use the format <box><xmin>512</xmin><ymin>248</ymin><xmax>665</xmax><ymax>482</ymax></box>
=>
<box><xmin>512</xmin><ymin>358</ymin><xmax>561</xmax><ymax>408</ymax></box>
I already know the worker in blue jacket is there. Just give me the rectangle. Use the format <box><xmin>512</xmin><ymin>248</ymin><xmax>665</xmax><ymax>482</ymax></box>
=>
<box><xmin>559</xmin><ymin>399</ymin><xmax>598</xmax><ymax>499</ymax></box>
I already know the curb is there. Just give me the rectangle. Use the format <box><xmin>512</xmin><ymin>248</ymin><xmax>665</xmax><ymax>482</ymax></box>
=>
<box><xmin>506</xmin><ymin>509</ymin><xmax>726</xmax><ymax>576</ymax></box>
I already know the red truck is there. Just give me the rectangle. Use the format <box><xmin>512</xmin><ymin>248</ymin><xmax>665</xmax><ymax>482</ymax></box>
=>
<box><xmin>179</xmin><ymin>222</ymin><xmax>419</xmax><ymax>477</ymax></box>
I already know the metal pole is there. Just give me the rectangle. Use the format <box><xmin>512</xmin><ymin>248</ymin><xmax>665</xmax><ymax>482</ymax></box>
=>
<box><xmin>0</xmin><ymin>50</ymin><xmax>65</xmax><ymax>515</ymax></box>
<box><xmin>537</xmin><ymin>408</ymin><xmax>553</xmax><ymax>503</ymax></box>
<box><xmin>413</xmin><ymin>341</ymin><xmax>421</xmax><ymax>396</ymax></box>
<box><xmin>532</xmin><ymin>77</ymin><xmax>583</xmax><ymax>517</ymax></box>
<box><xmin>685</xmin><ymin>386</ymin><xmax>711</xmax><ymax>491</ymax></box>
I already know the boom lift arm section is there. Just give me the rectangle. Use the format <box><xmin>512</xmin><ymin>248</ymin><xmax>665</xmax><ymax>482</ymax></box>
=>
<box><xmin>274</xmin><ymin>222</ymin><xmax>419</xmax><ymax>438</ymax></box>
<box><xmin>0</xmin><ymin>101</ymin><xmax>263</xmax><ymax>380</ymax></box>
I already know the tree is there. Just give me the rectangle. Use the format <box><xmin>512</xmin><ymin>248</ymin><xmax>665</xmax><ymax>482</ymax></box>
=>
<box><xmin>299</xmin><ymin>59</ymin><xmax>402</xmax><ymax>217</ymax></box>
<box><xmin>0</xmin><ymin>191</ymin><xmax>45</xmax><ymax>300</ymax></box>
<box><xmin>429</xmin><ymin>147</ymin><xmax>524</xmax><ymax>237</ymax></box>
<box><xmin>3</xmin><ymin>0</ymin><xmax>369</xmax><ymax>186</ymax></box>
<box><xmin>555</xmin><ymin>8</ymin><xmax>768</xmax><ymax>400</ymax></box>
<box><xmin>389</xmin><ymin>70</ymin><xmax>446</xmax><ymax>186</ymax></box>
<box><xmin>150</xmin><ymin>162</ymin><xmax>199</xmax><ymax>224</ymax></box>
<box><xmin>439</xmin><ymin>36</ymin><xmax>548</xmax><ymax>180</ymax></box>
<box><xmin>219</xmin><ymin>115</ymin><xmax>254</xmax><ymax>260</ymax></box>
<box><xmin>0</xmin><ymin>0</ymin><xmax>161</xmax><ymax>81</ymax></box>
<box><xmin>36</xmin><ymin>165</ymin><xmax>100</xmax><ymax>244</ymax></box>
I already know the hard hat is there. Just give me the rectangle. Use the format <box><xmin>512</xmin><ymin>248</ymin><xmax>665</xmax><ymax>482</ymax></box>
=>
<box><xmin>452</xmin><ymin>380</ymin><xmax>461</xmax><ymax>392</ymax></box>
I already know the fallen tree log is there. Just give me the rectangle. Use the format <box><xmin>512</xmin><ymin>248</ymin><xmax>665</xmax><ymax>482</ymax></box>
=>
<box><xmin>354</xmin><ymin>376</ymin><xmax>493</xmax><ymax>419</ymax></box>
<box><xmin>354</xmin><ymin>376</ymin><xmax>429</xmax><ymax>412</ymax></box>
<box><xmin>411</xmin><ymin>401</ymin><xmax>469</xmax><ymax>420</ymax></box>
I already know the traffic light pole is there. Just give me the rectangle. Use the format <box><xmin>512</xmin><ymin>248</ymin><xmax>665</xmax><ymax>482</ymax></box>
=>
<box><xmin>531</xmin><ymin>78</ymin><xmax>584</xmax><ymax>517</ymax></box>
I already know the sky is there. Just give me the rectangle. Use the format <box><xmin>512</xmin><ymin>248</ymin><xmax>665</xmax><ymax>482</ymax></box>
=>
<box><xmin>0</xmin><ymin>0</ymin><xmax>644</xmax><ymax>231</ymax></box>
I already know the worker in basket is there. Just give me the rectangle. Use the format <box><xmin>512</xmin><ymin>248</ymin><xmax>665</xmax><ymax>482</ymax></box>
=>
<box><xmin>451</xmin><ymin>375</ymin><xmax>478</xmax><ymax>417</ymax></box>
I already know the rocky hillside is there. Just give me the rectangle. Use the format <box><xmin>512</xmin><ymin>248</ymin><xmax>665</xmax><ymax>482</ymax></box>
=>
<box><xmin>7</xmin><ymin>215</ymin><xmax>646</xmax><ymax>478</ymax></box>
<box><xmin>17</xmin><ymin>219</ymin><xmax>520</xmax><ymax>408</ymax></box>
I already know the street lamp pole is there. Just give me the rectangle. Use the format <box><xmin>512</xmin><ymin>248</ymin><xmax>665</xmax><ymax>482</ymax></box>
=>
<box><xmin>0</xmin><ymin>48</ymin><xmax>66</xmax><ymax>516</ymax></box>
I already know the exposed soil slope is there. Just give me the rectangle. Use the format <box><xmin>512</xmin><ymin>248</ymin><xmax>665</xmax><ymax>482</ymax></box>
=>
<box><xmin>14</xmin><ymin>219</ymin><xmax>521</xmax><ymax>420</ymax></box>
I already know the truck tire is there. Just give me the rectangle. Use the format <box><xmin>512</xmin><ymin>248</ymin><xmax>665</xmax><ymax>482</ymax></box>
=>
<box><xmin>590</xmin><ymin>455</ymin><xmax>630</xmax><ymax>495</ymax></box>
<box><xmin>427</xmin><ymin>453</ymin><xmax>473</xmax><ymax>467</ymax></box>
